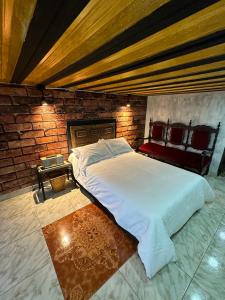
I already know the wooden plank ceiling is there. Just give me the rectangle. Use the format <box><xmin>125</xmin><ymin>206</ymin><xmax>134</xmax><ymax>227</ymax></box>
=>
<box><xmin>1</xmin><ymin>0</ymin><xmax>225</xmax><ymax>95</ymax></box>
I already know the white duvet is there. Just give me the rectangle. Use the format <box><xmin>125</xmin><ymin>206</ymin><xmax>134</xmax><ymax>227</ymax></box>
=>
<box><xmin>69</xmin><ymin>151</ymin><xmax>214</xmax><ymax>278</ymax></box>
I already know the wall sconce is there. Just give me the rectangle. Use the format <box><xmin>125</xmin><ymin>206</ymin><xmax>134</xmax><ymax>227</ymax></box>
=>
<box><xmin>41</xmin><ymin>100</ymin><xmax>48</xmax><ymax>106</ymax></box>
<box><xmin>39</xmin><ymin>87</ymin><xmax>54</xmax><ymax>105</ymax></box>
<box><xmin>126</xmin><ymin>100</ymin><xmax>131</xmax><ymax>107</ymax></box>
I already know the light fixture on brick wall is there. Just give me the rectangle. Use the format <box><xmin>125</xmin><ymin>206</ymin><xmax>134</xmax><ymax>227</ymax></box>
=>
<box><xmin>126</xmin><ymin>96</ymin><xmax>131</xmax><ymax>107</ymax></box>
<box><xmin>41</xmin><ymin>100</ymin><xmax>48</xmax><ymax>106</ymax></box>
<box><xmin>38</xmin><ymin>85</ymin><xmax>54</xmax><ymax>105</ymax></box>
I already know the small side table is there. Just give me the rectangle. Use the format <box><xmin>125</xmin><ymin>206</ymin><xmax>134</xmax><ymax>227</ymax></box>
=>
<box><xmin>36</xmin><ymin>161</ymin><xmax>73</xmax><ymax>200</ymax></box>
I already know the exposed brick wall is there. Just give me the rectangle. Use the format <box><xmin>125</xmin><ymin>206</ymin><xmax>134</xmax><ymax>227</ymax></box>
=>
<box><xmin>0</xmin><ymin>85</ymin><xmax>147</xmax><ymax>194</ymax></box>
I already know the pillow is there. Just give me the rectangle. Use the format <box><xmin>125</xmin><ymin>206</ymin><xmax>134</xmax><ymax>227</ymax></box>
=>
<box><xmin>71</xmin><ymin>142</ymin><xmax>98</xmax><ymax>158</ymax></box>
<box><xmin>78</xmin><ymin>142</ymin><xmax>113</xmax><ymax>174</ymax></box>
<box><xmin>102</xmin><ymin>137</ymin><xmax>133</xmax><ymax>156</ymax></box>
<box><xmin>68</xmin><ymin>153</ymin><xmax>80</xmax><ymax>178</ymax></box>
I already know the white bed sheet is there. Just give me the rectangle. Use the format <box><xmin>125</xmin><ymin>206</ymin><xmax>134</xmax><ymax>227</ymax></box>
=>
<box><xmin>69</xmin><ymin>152</ymin><xmax>214</xmax><ymax>278</ymax></box>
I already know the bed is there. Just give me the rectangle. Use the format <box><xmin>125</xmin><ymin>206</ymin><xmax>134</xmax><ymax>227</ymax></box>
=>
<box><xmin>67</xmin><ymin>119</ymin><xmax>215</xmax><ymax>278</ymax></box>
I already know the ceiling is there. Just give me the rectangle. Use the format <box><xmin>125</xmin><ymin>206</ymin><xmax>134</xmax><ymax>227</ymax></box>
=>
<box><xmin>1</xmin><ymin>0</ymin><xmax>225</xmax><ymax>95</ymax></box>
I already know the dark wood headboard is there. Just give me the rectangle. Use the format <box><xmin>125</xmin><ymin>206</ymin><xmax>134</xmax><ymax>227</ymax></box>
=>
<box><xmin>67</xmin><ymin>119</ymin><xmax>116</xmax><ymax>151</ymax></box>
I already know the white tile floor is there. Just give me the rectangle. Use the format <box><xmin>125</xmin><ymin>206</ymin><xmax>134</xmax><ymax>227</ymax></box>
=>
<box><xmin>0</xmin><ymin>176</ymin><xmax>224</xmax><ymax>300</ymax></box>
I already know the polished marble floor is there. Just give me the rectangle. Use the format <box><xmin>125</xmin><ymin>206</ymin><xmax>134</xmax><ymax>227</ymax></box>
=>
<box><xmin>0</xmin><ymin>176</ymin><xmax>224</xmax><ymax>300</ymax></box>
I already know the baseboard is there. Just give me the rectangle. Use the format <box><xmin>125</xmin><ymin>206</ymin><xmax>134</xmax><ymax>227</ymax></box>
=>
<box><xmin>0</xmin><ymin>184</ymin><xmax>37</xmax><ymax>202</ymax></box>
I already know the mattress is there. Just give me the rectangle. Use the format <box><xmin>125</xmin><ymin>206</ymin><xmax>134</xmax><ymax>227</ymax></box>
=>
<box><xmin>69</xmin><ymin>151</ymin><xmax>214</xmax><ymax>278</ymax></box>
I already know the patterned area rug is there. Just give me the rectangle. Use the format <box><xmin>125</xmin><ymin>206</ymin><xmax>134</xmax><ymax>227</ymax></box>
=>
<box><xmin>42</xmin><ymin>203</ymin><xmax>137</xmax><ymax>300</ymax></box>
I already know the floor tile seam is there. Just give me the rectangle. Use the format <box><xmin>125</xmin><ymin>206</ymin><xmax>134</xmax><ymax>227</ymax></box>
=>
<box><xmin>0</xmin><ymin>261</ymin><xmax>53</xmax><ymax>297</ymax></box>
<box><xmin>118</xmin><ymin>269</ymin><xmax>141</xmax><ymax>300</ymax></box>
<box><xmin>0</xmin><ymin>226</ymin><xmax>41</xmax><ymax>251</ymax></box>
<box><xmin>190</xmin><ymin>210</ymin><xmax>225</xmax><ymax>281</ymax></box>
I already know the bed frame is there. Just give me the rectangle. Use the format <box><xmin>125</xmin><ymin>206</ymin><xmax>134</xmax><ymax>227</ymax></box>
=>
<box><xmin>67</xmin><ymin>118</ymin><xmax>136</xmax><ymax>239</ymax></box>
<box><xmin>67</xmin><ymin>118</ymin><xmax>116</xmax><ymax>150</ymax></box>
<box><xmin>67</xmin><ymin>118</ymin><xmax>116</xmax><ymax>189</ymax></box>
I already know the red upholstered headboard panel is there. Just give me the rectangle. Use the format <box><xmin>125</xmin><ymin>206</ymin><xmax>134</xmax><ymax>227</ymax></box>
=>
<box><xmin>191</xmin><ymin>128</ymin><xmax>211</xmax><ymax>150</ymax></box>
<box><xmin>150</xmin><ymin>121</ymin><xmax>167</xmax><ymax>141</ymax></box>
<box><xmin>170</xmin><ymin>127</ymin><xmax>184</xmax><ymax>144</ymax></box>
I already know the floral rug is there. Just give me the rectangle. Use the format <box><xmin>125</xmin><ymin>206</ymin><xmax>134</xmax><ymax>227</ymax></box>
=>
<box><xmin>42</xmin><ymin>203</ymin><xmax>137</xmax><ymax>300</ymax></box>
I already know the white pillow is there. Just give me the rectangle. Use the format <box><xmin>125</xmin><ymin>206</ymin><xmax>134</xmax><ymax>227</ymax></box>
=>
<box><xmin>102</xmin><ymin>137</ymin><xmax>133</xmax><ymax>156</ymax></box>
<box><xmin>78</xmin><ymin>142</ymin><xmax>113</xmax><ymax>174</ymax></box>
<box><xmin>71</xmin><ymin>142</ymin><xmax>98</xmax><ymax>158</ymax></box>
<box><xmin>68</xmin><ymin>153</ymin><xmax>80</xmax><ymax>178</ymax></box>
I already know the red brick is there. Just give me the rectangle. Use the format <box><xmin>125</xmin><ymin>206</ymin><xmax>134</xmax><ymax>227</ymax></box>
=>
<box><xmin>0</xmin><ymin>158</ymin><xmax>13</xmax><ymax>167</ymax></box>
<box><xmin>8</xmin><ymin>139</ymin><xmax>35</xmax><ymax>149</ymax></box>
<box><xmin>31</xmin><ymin>105</ymin><xmax>55</xmax><ymax>114</ymax></box>
<box><xmin>0</xmin><ymin>132</ymin><xmax>20</xmax><ymax>142</ymax></box>
<box><xmin>17</xmin><ymin>175</ymin><xmax>35</xmax><ymax>185</ymax></box>
<box><xmin>0</xmin><ymin>173</ymin><xmax>17</xmax><ymax>183</ymax></box>
<box><xmin>16</xmin><ymin>169</ymin><xmax>34</xmax><ymax>178</ymax></box>
<box><xmin>65</xmin><ymin>113</ymin><xmax>83</xmax><ymax>120</ymax></box>
<box><xmin>34</xmin><ymin>144</ymin><xmax>47</xmax><ymax>152</ymax></box>
<box><xmin>20</xmin><ymin>130</ymin><xmax>44</xmax><ymax>139</ymax></box>
<box><xmin>0</xmin><ymin>86</ymin><xmax>27</xmax><ymax>96</ymax></box>
<box><xmin>39</xmin><ymin>149</ymin><xmax>59</xmax><ymax>157</ymax></box>
<box><xmin>0</xmin><ymin>115</ymin><xmax>15</xmax><ymax>123</ymax></box>
<box><xmin>2</xmin><ymin>179</ymin><xmax>19</xmax><ymax>190</ymax></box>
<box><xmin>35</xmin><ymin>136</ymin><xmax>58</xmax><ymax>144</ymax></box>
<box><xmin>21</xmin><ymin>145</ymin><xmax>47</xmax><ymax>155</ymax></box>
<box><xmin>14</xmin><ymin>163</ymin><xmax>27</xmax><ymax>172</ymax></box>
<box><xmin>26</xmin><ymin>87</ymin><xmax>43</xmax><ymax>97</ymax></box>
<box><xmin>13</xmin><ymin>153</ymin><xmax>39</xmax><ymax>164</ymax></box>
<box><xmin>52</xmin><ymin>90</ymin><xmax>74</xmax><ymax>99</ymax></box>
<box><xmin>54</xmin><ymin>105</ymin><xmax>65</xmax><ymax>113</ymax></box>
<box><xmin>0</xmin><ymin>95</ymin><xmax>12</xmax><ymax>105</ymax></box>
<box><xmin>4</xmin><ymin>123</ymin><xmax>32</xmax><ymax>132</ymax></box>
<box><xmin>0</xmin><ymin>105</ymin><xmax>30</xmax><ymax>113</ymax></box>
<box><xmin>0</xmin><ymin>149</ymin><xmax>22</xmax><ymax>159</ymax></box>
<box><xmin>12</xmin><ymin>97</ymin><xmax>41</xmax><ymax>105</ymax></box>
<box><xmin>60</xmin><ymin>147</ymin><xmax>68</xmax><ymax>154</ymax></box>
<box><xmin>42</xmin><ymin>113</ymin><xmax>65</xmax><ymax>121</ymax></box>
<box><xmin>0</xmin><ymin>166</ymin><xmax>14</xmax><ymax>175</ymax></box>
<box><xmin>63</xmin><ymin>98</ymin><xmax>75</xmax><ymax>105</ymax></box>
<box><xmin>25</xmin><ymin>160</ymin><xmax>40</xmax><ymax>168</ymax></box>
<box><xmin>58</xmin><ymin>135</ymin><xmax>67</xmax><ymax>141</ymax></box>
<box><xmin>0</xmin><ymin>141</ymin><xmax>8</xmax><ymax>149</ymax></box>
<box><xmin>56</xmin><ymin>121</ymin><xmax>66</xmax><ymax>128</ymax></box>
<box><xmin>22</xmin><ymin>146</ymin><xmax>34</xmax><ymax>155</ymax></box>
<box><xmin>43</xmin><ymin>90</ymin><xmax>53</xmax><ymax>98</ymax></box>
<box><xmin>75</xmin><ymin>91</ymin><xmax>94</xmax><ymax>99</ymax></box>
<box><xmin>33</xmin><ymin>122</ymin><xmax>56</xmax><ymax>130</ymax></box>
<box><xmin>0</xmin><ymin>163</ymin><xmax>26</xmax><ymax>176</ymax></box>
<box><xmin>128</xmin><ymin>125</ymin><xmax>138</xmax><ymax>131</ymax></box>
<box><xmin>47</xmin><ymin>141</ymin><xmax>67</xmax><ymax>150</ymax></box>
<box><xmin>45</xmin><ymin>128</ymin><xmax>66</xmax><ymax>136</ymax></box>
<box><xmin>16</xmin><ymin>114</ymin><xmax>42</xmax><ymax>123</ymax></box>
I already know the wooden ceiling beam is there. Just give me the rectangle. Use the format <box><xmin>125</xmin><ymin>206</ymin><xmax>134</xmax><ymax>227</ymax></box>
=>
<box><xmin>118</xmin><ymin>81</ymin><xmax>225</xmax><ymax>94</ymax></box>
<box><xmin>129</xmin><ymin>86</ymin><xmax>225</xmax><ymax>95</ymax></box>
<box><xmin>0</xmin><ymin>0</ymin><xmax>36</xmax><ymax>82</ymax></box>
<box><xmin>90</xmin><ymin>60</ymin><xmax>225</xmax><ymax>92</ymax></box>
<box><xmin>23</xmin><ymin>0</ymin><xmax>169</xmax><ymax>85</ymax></box>
<box><xmin>48</xmin><ymin>1</ymin><xmax>225</xmax><ymax>88</ymax></box>
<box><xmin>71</xmin><ymin>42</ymin><xmax>225</xmax><ymax>91</ymax></box>
<box><xmin>11</xmin><ymin>0</ymin><xmax>89</xmax><ymax>83</ymax></box>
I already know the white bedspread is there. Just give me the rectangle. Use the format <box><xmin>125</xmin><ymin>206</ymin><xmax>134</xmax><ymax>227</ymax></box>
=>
<box><xmin>69</xmin><ymin>152</ymin><xmax>214</xmax><ymax>278</ymax></box>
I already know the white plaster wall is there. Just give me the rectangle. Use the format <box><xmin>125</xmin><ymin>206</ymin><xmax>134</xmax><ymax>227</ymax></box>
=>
<box><xmin>144</xmin><ymin>91</ymin><xmax>225</xmax><ymax>175</ymax></box>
